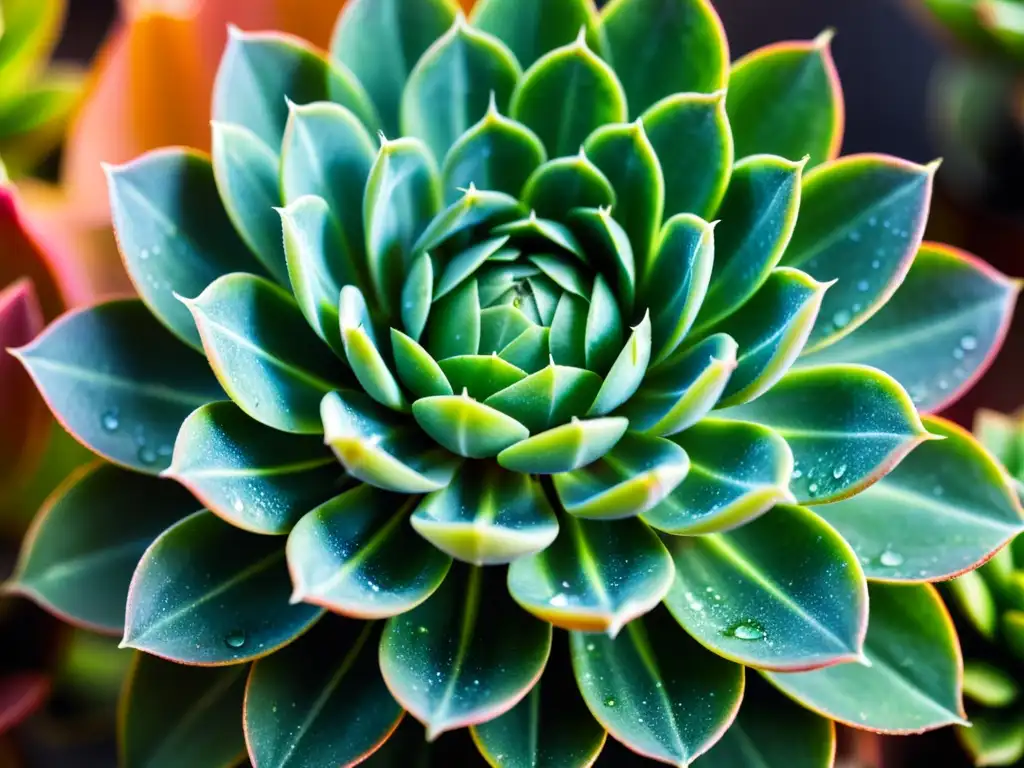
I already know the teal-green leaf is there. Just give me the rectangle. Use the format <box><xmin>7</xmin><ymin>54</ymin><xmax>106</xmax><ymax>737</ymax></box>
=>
<box><xmin>530</xmin><ymin>254</ymin><xmax>592</xmax><ymax>300</ymax></box>
<box><xmin>958</xmin><ymin>712</ymin><xmax>1024</xmax><ymax>768</ymax></box>
<box><xmin>210</xmin><ymin>121</ymin><xmax>288</xmax><ymax>284</ymax></box>
<box><xmin>726</xmin><ymin>31</ymin><xmax>844</xmax><ymax>168</ymax></box>
<box><xmin>120</xmin><ymin>654</ymin><xmax>247</xmax><ymax>768</ymax></box>
<box><xmin>14</xmin><ymin>300</ymin><xmax>224</xmax><ymax>474</ymax></box>
<box><xmin>584</xmin><ymin>120</ymin><xmax>664</xmax><ymax>281</ymax></box>
<box><xmin>548</xmin><ymin>293</ymin><xmax>589</xmax><ymax>368</ymax></box>
<box><xmin>427</xmin><ymin>279</ymin><xmax>483</xmax><ymax>361</ymax></box>
<box><xmin>644</xmin><ymin>418</ymin><xmax>795</xmax><ymax>535</ymax></box>
<box><xmin>106</xmin><ymin>149</ymin><xmax>264</xmax><ymax>350</ymax></box>
<box><xmin>499</xmin><ymin>326</ymin><xmax>552</xmax><ymax>374</ymax></box>
<box><xmin>643</xmin><ymin>214</ymin><xmax>715</xmax><ymax>365</ymax></box>
<box><xmin>622</xmin><ymin>334</ymin><xmax>738</xmax><ymax>437</ymax></box>
<box><xmin>494</xmin><ymin>213</ymin><xmax>585</xmax><ymax>258</ymax></box>
<box><xmin>521</xmin><ymin>152</ymin><xmax>616</xmax><ymax>221</ymax></box>
<box><xmin>713</xmin><ymin>267</ymin><xmax>830</xmax><ymax>408</ymax></box>
<box><xmin>800</xmin><ymin>242</ymin><xmax>1021</xmax><ymax>414</ymax></box>
<box><xmin>470</xmin><ymin>0</ymin><xmax>603</xmax><ymax>69</ymax></box>
<box><xmin>814</xmin><ymin>416</ymin><xmax>1024</xmax><ymax>582</ymax></box>
<box><xmin>401</xmin><ymin>252</ymin><xmax>434</xmax><ymax>342</ymax></box>
<box><xmin>962</xmin><ymin>661</ymin><xmax>1019</xmax><ymax>708</ymax></box>
<box><xmin>510</xmin><ymin>32</ymin><xmax>627</xmax><ymax>158</ymax></box>
<box><xmin>585</xmin><ymin>275</ymin><xmax>624</xmax><ymax>374</ymax></box>
<box><xmin>439</xmin><ymin>354</ymin><xmax>527</xmax><ymax>400</ymax></box>
<box><xmin>412</xmin><ymin>462</ymin><xmax>558</xmax><ymax>565</ymax></box>
<box><xmin>364</xmin><ymin>137</ymin><xmax>442</xmax><ymax>317</ymax></box>
<box><xmin>643</xmin><ymin>92</ymin><xmax>733</xmax><ymax>220</ymax></box>
<box><xmin>330</xmin><ymin>0</ymin><xmax>457</xmax><ymax>137</ymax></box>
<box><xmin>412</xmin><ymin>391</ymin><xmax>530</xmax><ymax>458</ymax></box>
<box><xmin>571</xmin><ymin>606</ymin><xmax>744</xmax><ymax>765</ymax></box>
<box><xmin>441</xmin><ymin>98</ymin><xmax>547</xmax><ymax>202</ymax></box>
<box><xmin>485</xmin><ymin>362</ymin><xmax>602</xmax><ymax>433</ymax></box>
<box><xmin>692</xmin><ymin>154</ymin><xmax>804</xmax><ymax>333</ymax></box>
<box><xmin>717</xmin><ymin>364</ymin><xmax>930</xmax><ymax>505</ymax></box>
<box><xmin>287</xmin><ymin>485</ymin><xmax>450</xmax><ymax>618</ymax></box>
<box><xmin>436</xmin><ymin>237</ymin><xmax>513</xmax><ymax>300</ymax></box>
<box><xmin>340</xmin><ymin>293</ymin><xmax>409</xmax><ymax>413</ymax></box>
<box><xmin>498</xmin><ymin>417</ymin><xmax>628</xmax><ymax>474</ymax></box>
<box><xmin>214</xmin><ymin>27</ymin><xmax>378</xmax><ymax>150</ymax></box>
<box><xmin>391</xmin><ymin>328</ymin><xmax>454</xmax><ymax>398</ymax></box>
<box><xmin>664</xmin><ymin>503</ymin><xmax>866</xmax><ymax>670</ymax></box>
<box><xmin>184</xmin><ymin>273</ymin><xmax>348</xmax><ymax>434</ymax></box>
<box><xmin>946</xmin><ymin>570</ymin><xmax>998</xmax><ymax>642</ymax></box>
<box><xmin>554</xmin><ymin>432</ymin><xmax>690</xmax><ymax>520</ymax></box>
<box><xmin>322</xmin><ymin>390</ymin><xmax>461</xmax><ymax>493</ymax></box>
<box><xmin>380</xmin><ymin>563</ymin><xmax>553</xmax><ymax>739</ymax></box>
<box><xmin>123</xmin><ymin>510</ymin><xmax>323</xmax><ymax>664</ymax></box>
<box><xmin>509</xmin><ymin>515</ymin><xmax>673</xmax><ymax>635</ymax></box>
<box><xmin>587</xmin><ymin>311</ymin><xmax>651</xmax><ymax>416</ymax></box>
<box><xmin>765</xmin><ymin>583</ymin><xmax>967</xmax><ymax>733</ymax></box>
<box><xmin>601</xmin><ymin>0</ymin><xmax>729</xmax><ymax>116</ymax></box>
<box><xmin>245</xmin><ymin>617</ymin><xmax>402</xmax><ymax>768</ymax></box>
<box><xmin>165</xmin><ymin>402</ymin><xmax>340</xmax><ymax>535</ymax></box>
<box><xmin>414</xmin><ymin>187</ymin><xmax>523</xmax><ymax>255</ymax></box>
<box><xmin>10</xmin><ymin>463</ymin><xmax>195</xmax><ymax>634</ymax></box>
<box><xmin>401</xmin><ymin>15</ymin><xmax>521</xmax><ymax>162</ymax></box>
<box><xmin>781</xmin><ymin>154</ymin><xmax>936</xmax><ymax>353</ymax></box>
<box><xmin>480</xmin><ymin>306</ymin><xmax>536</xmax><ymax>355</ymax></box>
<box><xmin>567</xmin><ymin>207</ymin><xmax>636</xmax><ymax>314</ymax></box>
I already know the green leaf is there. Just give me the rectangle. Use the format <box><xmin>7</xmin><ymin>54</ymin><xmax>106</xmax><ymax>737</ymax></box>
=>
<box><xmin>412</xmin><ymin>463</ymin><xmax>558</xmax><ymax>565</ymax></box>
<box><xmin>499</xmin><ymin>326</ymin><xmax>552</xmax><ymax>373</ymax></box>
<box><xmin>245</xmin><ymin>617</ymin><xmax>402</xmax><ymax>767</ymax></box>
<box><xmin>521</xmin><ymin>152</ymin><xmax>616</xmax><ymax>221</ymax></box>
<box><xmin>585</xmin><ymin>275</ymin><xmax>624</xmax><ymax>374</ymax></box>
<box><xmin>726</xmin><ymin>32</ymin><xmax>843</xmax><ymax>168</ymax></box>
<box><xmin>214</xmin><ymin>27</ymin><xmax>378</xmax><ymax>151</ymax></box>
<box><xmin>380</xmin><ymin>564</ymin><xmax>553</xmax><ymax>739</ymax></box>
<box><xmin>718</xmin><ymin>364</ymin><xmax>930</xmax><ymax>505</ymax></box>
<box><xmin>165</xmin><ymin>402</ymin><xmax>341</xmax><ymax>535</ymax></box>
<box><xmin>106</xmin><ymin>149</ymin><xmax>263</xmax><ymax>350</ymax></box>
<box><xmin>498</xmin><ymin>417</ymin><xmax>628</xmax><ymax>474</ymax></box>
<box><xmin>414</xmin><ymin>187</ymin><xmax>523</xmax><ymax>255</ymax></box>
<box><xmin>974</xmin><ymin>409</ymin><xmax>1024</xmax><ymax>476</ymax></box>
<box><xmin>800</xmin><ymin>242</ymin><xmax>1021</xmax><ymax>414</ymax></box>
<box><xmin>692</xmin><ymin>154</ymin><xmax>804</xmax><ymax>333</ymax></box>
<box><xmin>485</xmin><ymin>362</ymin><xmax>602</xmax><ymax>433</ymax></box>
<box><xmin>471</xmin><ymin>641</ymin><xmax>606</xmax><ymax>768</ymax></box>
<box><xmin>530</xmin><ymin>254</ymin><xmax>592</xmax><ymax>300</ymax></box>
<box><xmin>664</xmin><ymin>504</ymin><xmax>866</xmax><ymax>670</ymax></box>
<box><xmin>959</xmin><ymin>712</ymin><xmax>1024</xmax><ymax>768</ymax></box>
<box><xmin>494</xmin><ymin>213</ymin><xmax>585</xmax><ymax>258</ymax></box>
<box><xmin>287</xmin><ymin>485</ymin><xmax>450</xmax><ymax>618</ymax></box>
<box><xmin>441</xmin><ymin>99</ymin><xmax>547</xmax><ymax>202</ymax></box>
<box><xmin>963</xmin><ymin>661</ymin><xmax>1019</xmax><ymax>708</ymax></box>
<box><xmin>340</xmin><ymin>289</ymin><xmax>409</xmax><ymax>413</ymax></box>
<box><xmin>402</xmin><ymin>15</ymin><xmax>521</xmax><ymax>162</ymax></box>
<box><xmin>322</xmin><ymin>390</ymin><xmax>461</xmax><ymax>493</ymax></box>
<box><xmin>119</xmin><ymin>654</ymin><xmax>247</xmax><ymax>768</ymax></box>
<box><xmin>568</xmin><ymin>207</ymin><xmax>636</xmax><ymax>313</ymax></box>
<box><xmin>210</xmin><ymin>121</ymin><xmax>288</xmax><ymax>284</ymax></box>
<box><xmin>331</xmin><ymin>0</ymin><xmax>457</xmax><ymax>137</ymax></box>
<box><xmin>713</xmin><ymin>267</ymin><xmax>830</xmax><ymax>407</ymax></box>
<box><xmin>412</xmin><ymin>392</ymin><xmax>530</xmax><ymax>458</ymax></box>
<box><xmin>643</xmin><ymin>92</ymin><xmax>733</xmax><ymax>220</ymax></box>
<box><xmin>765</xmin><ymin>583</ymin><xmax>967</xmax><ymax>733</ymax></box>
<box><xmin>123</xmin><ymin>510</ymin><xmax>323</xmax><ymax>664</ymax></box>
<box><xmin>947</xmin><ymin>570</ymin><xmax>998</xmax><ymax>641</ymax></box>
<box><xmin>643</xmin><ymin>214</ymin><xmax>715</xmax><ymax>365</ymax></box>
<box><xmin>365</xmin><ymin>137</ymin><xmax>442</xmax><ymax>317</ymax></box>
<box><xmin>622</xmin><ymin>334</ymin><xmax>738</xmax><ymax>437</ymax></box>
<box><xmin>554</xmin><ymin>432</ymin><xmax>690</xmax><ymax>520</ymax></box>
<box><xmin>781</xmin><ymin>155</ymin><xmax>936</xmax><ymax>353</ymax></box>
<box><xmin>14</xmin><ymin>299</ymin><xmax>224</xmax><ymax>474</ymax></box>
<box><xmin>471</xmin><ymin>0</ymin><xmax>603</xmax><ymax>69</ymax></box>
<box><xmin>510</xmin><ymin>32</ymin><xmax>627</xmax><ymax>158</ymax></box>
<box><xmin>400</xmin><ymin>254</ymin><xmax>435</xmax><ymax>344</ymax></box>
<box><xmin>436</xmin><ymin>237</ymin><xmax>513</xmax><ymax>300</ymax></box>
<box><xmin>10</xmin><ymin>463</ymin><xmax>195</xmax><ymax>634</ymax></box>
<box><xmin>571</xmin><ymin>606</ymin><xmax>744</xmax><ymax>765</ymax></box>
<box><xmin>588</xmin><ymin>311</ymin><xmax>651</xmax><ymax>417</ymax></box>
<box><xmin>391</xmin><ymin>328</ymin><xmax>454</xmax><ymax>398</ymax></box>
<box><xmin>438</xmin><ymin>354</ymin><xmax>527</xmax><ymax>401</ymax></box>
<box><xmin>814</xmin><ymin>416</ymin><xmax>1024</xmax><ymax>582</ymax></box>
<box><xmin>481</xmin><ymin>306</ymin><xmax>536</xmax><ymax>356</ymax></box>
<box><xmin>548</xmin><ymin>293</ymin><xmax>588</xmax><ymax>367</ymax></box>
<box><xmin>184</xmin><ymin>273</ymin><xmax>347</xmax><ymax>434</ymax></box>
<box><xmin>509</xmin><ymin>515</ymin><xmax>673</xmax><ymax>635</ymax></box>
<box><xmin>644</xmin><ymin>419</ymin><xmax>795</xmax><ymax>534</ymax></box>
<box><xmin>584</xmin><ymin>120</ymin><xmax>664</xmax><ymax>281</ymax></box>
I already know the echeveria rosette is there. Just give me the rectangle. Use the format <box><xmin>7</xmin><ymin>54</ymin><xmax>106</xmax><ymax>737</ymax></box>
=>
<box><xmin>9</xmin><ymin>0</ymin><xmax>1023</xmax><ymax>765</ymax></box>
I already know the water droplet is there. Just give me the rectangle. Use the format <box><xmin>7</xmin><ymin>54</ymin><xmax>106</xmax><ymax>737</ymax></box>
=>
<box><xmin>937</xmin><ymin>379</ymin><xmax>949</xmax><ymax>391</ymax></box>
<box><xmin>152</xmin><ymin>245</ymin><xmax>161</xmax><ymax>256</ymax></box>
<box><xmin>549</xmin><ymin>594</ymin><xmax>568</xmax><ymax>607</ymax></box>
<box><xmin>953</xmin><ymin>348</ymin><xmax>965</xmax><ymax>360</ymax></box>
<box><xmin>933</xmin><ymin>485</ymin><xmax>944</xmax><ymax>497</ymax></box>
<box><xmin>833</xmin><ymin>464</ymin><xmax>847</xmax><ymax>480</ymax></box>
<box><xmin>604</xmin><ymin>697</ymin><xmax>617</xmax><ymax>707</ymax></box>
<box><xmin>856</xmin><ymin>280</ymin><xmax>869</xmax><ymax>292</ymax></box>
<box><xmin>586</xmin><ymin>642</ymin><xmax>595</xmax><ymax>652</ymax></box>
<box><xmin>849</xmin><ymin>230</ymin><xmax>861</xmax><ymax>242</ymax></box>
<box><xmin>808</xmin><ymin>482</ymin><xmax>819</xmax><ymax>495</ymax></box>
<box><xmin>792</xmin><ymin>469</ymin><xmax>803</xmax><ymax>479</ymax></box>
<box><xmin>140</xmin><ymin>248</ymin><xmax>150</xmax><ymax>260</ymax></box>
<box><xmin>138</xmin><ymin>446</ymin><xmax>158</xmax><ymax>465</ymax></box>
<box><xmin>225</xmin><ymin>630</ymin><xmax>246</xmax><ymax>648</ymax></box>
<box><xmin>417</xmin><ymin>625</ymin><xmax>429</xmax><ymax>634</ymax></box>
<box><xmin>233</xmin><ymin>497</ymin><xmax>244</xmax><ymax>513</ymax></box>
<box><xmin>101</xmin><ymin>410</ymin><xmax>120</xmax><ymax>432</ymax></box>
<box><xmin>960</xmin><ymin>334</ymin><xmax>978</xmax><ymax>351</ymax></box>
<box><xmin>868</xmin><ymin>216</ymin><xmax>878</xmax><ymax>226</ymax></box>
<box><xmin>879</xmin><ymin>549</ymin><xmax>904</xmax><ymax>567</ymax></box>
<box><xmin>832</xmin><ymin>309</ymin><xmax>852</xmax><ymax>329</ymax></box>
<box><xmin>726</xmin><ymin>621</ymin><xmax>764</xmax><ymax>641</ymax></box>
<box><xmin>561</xmin><ymin>580</ymin><xmax>571</xmax><ymax>589</ymax></box>
<box><xmin>871</xmin><ymin>259</ymin><xmax>881</xmax><ymax>269</ymax></box>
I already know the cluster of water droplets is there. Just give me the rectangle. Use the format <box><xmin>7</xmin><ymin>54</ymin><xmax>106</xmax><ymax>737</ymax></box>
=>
<box><xmin>100</xmin><ymin>409</ymin><xmax>173</xmax><ymax>466</ymax></box>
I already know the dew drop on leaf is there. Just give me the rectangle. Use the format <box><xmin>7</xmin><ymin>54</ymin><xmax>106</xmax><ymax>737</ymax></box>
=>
<box><xmin>960</xmin><ymin>334</ymin><xmax>978</xmax><ymax>351</ymax></box>
<box><xmin>879</xmin><ymin>549</ymin><xmax>904</xmax><ymax>567</ymax></box>
<box><xmin>225</xmin><ymin>630</ymin><xmax>246</xmax><ymax>649</ymax></box>
<box><xmin>101</xmin><ymin>411</ymin><xmax>120</xmax><ymax>432</ymax></box>
<box><xmin>138</xmin><ymin>446</ymin><xmax>158</xmax><ymax>465</ymax></box>
<box><xmin>604</xmin><ymin>697</ymin><xmax>617</xmax><ymax>707</ymax></box>
<box><xmin>832</xmin><ymin>309</ymin><xmax>852</xmax><ymax>329</ymax></box>
<box><xmin>832</xmin><ymin>464</ymin><xmax>847</xmax><ymax>480</ymax></box>
<box><xmin>726</xmin><ymin>620</ymin><xmax>764</xmax><ymax>641</ymax></box>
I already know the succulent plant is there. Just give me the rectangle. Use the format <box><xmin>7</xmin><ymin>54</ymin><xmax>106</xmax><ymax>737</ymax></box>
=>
<box><xmin>919</xmin><ymin>0</ymin><xmax>1024</xmax><ymax>63</ymax></box>
<box><xmin>9</xmin><ymin>0</ymin><xmax>1023</xmax><ymax>765</ymax></box>
<box><xmin>946</xmin><ymin>409</ymin><xmax>1024</xmax><ymax>767</ymax></box>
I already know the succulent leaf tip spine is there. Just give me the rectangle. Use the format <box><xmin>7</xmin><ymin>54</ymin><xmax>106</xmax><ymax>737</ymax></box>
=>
<box><xmin>814</xmin><ymin>28</ymin><xmax>836</xmax><ymax>50</ymax></box>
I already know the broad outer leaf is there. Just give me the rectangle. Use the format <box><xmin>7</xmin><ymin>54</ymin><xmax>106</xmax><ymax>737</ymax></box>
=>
<box><xmin>10</xmin><ymin>463</ymin><xmax>196</xmax><ymax>634</ymax></box>
<box><xmin>765</xmin><ymin>583</ymin><xmax>967</xmax><ymax>734</ymax></box>
<box><xmin>571</xmin><ymin>606</ymin><xmax>744</xmax><ymax>765</ymax></box>
<box><xmin>380</xmin><ymin>563</ymin><xmax>552</xmax><ymax>740</ymax></box>
<box><xmin>471</xmin><ymin>0</ymin><xmax>603</xmax><ymax>69</ymax></box>
<box><xmin>815</xmin><ymin>416</ymin><xmax>1024</xmax><ymax>582</ymax></box>
<box><xmin>663</xmin><ymin>504</ymin><xmax>868</xmax><ymax>671</ymax></box>
<box><xmin>14</xmin><ymin>299</ymin><xmax>225</xmax><ymax>474</ymax></box>
<box><xmin>726</xmin><ymin>31</ymin><xmax>844</xmax><ymax>168</ymax></box>
<box><xmin>801</xmin><ymin>242</ymin><xmax>1020</xmax><ymax>414</ymax></box>
<box><xmin>508</xmin><ymin>514</ymin><xmax>674</xmax><ymax>636</ymax></box>
<box><xmin>287</xmin><ymin>485</ymin><xmax>452</xmax><ymax>618</ymax></box>
<box><xmin>119</xmin><ymin>653</ymin><xmax>248</xmax><ymax>768</ymax></box>
<box><xmin>123</xmin><ymin>511</ymin><xmax>323</xmax><ymax>665</ymax></box>
<box><xmin>717</xmin><ymin>364</ymin><xmax>930</xmax><ymax>505</ymax></box>
<box><xmin>244</xmin><ymin>617</ymin><xmax>402</xmax><ymax>768</ymax></box>
<box><xmin>166</xmin><ymin>402</ymin><xmax>342</xmax><ymax>535</ymax></box>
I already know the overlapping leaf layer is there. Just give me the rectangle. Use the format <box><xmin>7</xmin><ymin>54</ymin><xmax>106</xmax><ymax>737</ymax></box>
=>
<box><xmin>11</xmin><ymin>0</ymin><xmax>1023</xmax><ymax>765</ymax></box>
